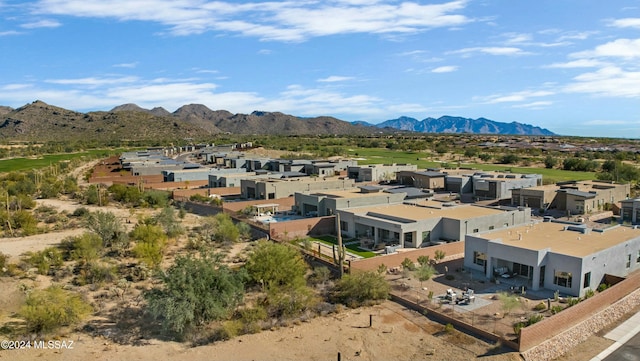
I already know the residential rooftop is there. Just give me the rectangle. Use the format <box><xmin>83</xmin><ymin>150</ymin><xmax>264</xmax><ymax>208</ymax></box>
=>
<box><xmin>348</xmin><ymin>202</ymin><xmax>505</xmax><ymax>221</ymax></box>
<box><xmin>479</xmin><ymin>222</ymin><xmax>640</xmax><ymax>258</ymax></box>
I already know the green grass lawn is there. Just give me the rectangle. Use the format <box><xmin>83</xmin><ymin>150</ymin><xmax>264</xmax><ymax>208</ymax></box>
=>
<box><xmin>0</xmin><ymin>148</ymin><xmax>130</xmax><ymax>173</ymax></box>
<box><xmin>345</xmin><ymin>148</ymin><xmax>595</xmax><ymax>183</ymax></box>
<box><xmin>310</xmin><ymin>236</ymin><xmax>377</xmax><ymax>258</ymax></box>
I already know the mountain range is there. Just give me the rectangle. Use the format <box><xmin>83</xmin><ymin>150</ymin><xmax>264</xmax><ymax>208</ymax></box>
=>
<box><xmin>0</xmin><ymin>100</ymin><xmax>555</xmax><ymax>142</ymax></box>
<box><xmin>372</xmin><ymin>116</ymin><xmax>554</xmax><ymax>136</ymax></box>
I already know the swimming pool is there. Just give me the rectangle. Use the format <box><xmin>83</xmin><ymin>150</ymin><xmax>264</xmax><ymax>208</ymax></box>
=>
<box><xmin>254</xmin><ymin>215</ymin><xmax>303</xmax><ymax>224</ymax></box>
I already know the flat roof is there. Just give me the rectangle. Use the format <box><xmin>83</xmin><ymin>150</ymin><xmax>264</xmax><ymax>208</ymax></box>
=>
<box><xmin>310</xmin><ymin>188</ymin><xmax>389</xmax><ymax>199</ymax></box>
<box><xmin>349</xmin><ymin>203</ymin><xmax>504</xmax><ymax>222</ymax></box>
<box><xmin>480</xmin><ymin>222</ymin><xmax>640</xmax><ymax>257</ymax></box>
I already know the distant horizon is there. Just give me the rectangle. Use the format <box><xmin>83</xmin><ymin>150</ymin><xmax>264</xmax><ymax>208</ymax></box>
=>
<box><xmin>1</xmin><ymin>1</ymin><xmax>639</xmax><ymax>138</ymax></box>
<box><xmin>13</xmin><ymin>98</ymin><xmax>631</xmax><ymax>139</ymax></box>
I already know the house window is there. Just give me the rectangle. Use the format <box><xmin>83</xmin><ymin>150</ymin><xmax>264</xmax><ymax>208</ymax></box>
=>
<box><xmin>637</xmin><ymin>250</ymin><xmax>640</xmax><ymax>263</ymax></box>
<box><xmin>489</xmin><ymin>226</ymin><xmax>495</xmax><ymax>230</ymax></box>
<box><xmin>340</xmin><ymin>221</ymin><xmax>348</xmax><ymax>232</ymax></box>
<box><xmin>554</xmin><ymin>271</ymin><xmax>572</xmax><ymax>288</ymax></box>
<box><xmin>583</xmin><ymin>272</ymin><xmax>591</xmax><ymax>288</ymax></box>
<box><xmin>626</xmin><ymin>254</ymin><xmax>631</xmax><ymax>268</ymax></box>
<box><xmin>473</xmin><ymin>228</ymin><xmax>479</xmax><ymax>233</ymax></box>
<box><xmin>473</xmin><ymin>251</ymin><xmax>486</xmax><ymax>266</ymax></box>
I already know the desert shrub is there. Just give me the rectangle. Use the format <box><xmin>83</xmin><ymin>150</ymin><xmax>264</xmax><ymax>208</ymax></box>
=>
<box><xmin>12</xmin><ymin>210</ymin><xmax>38</xmax><ymax>236</ymax></box>
<box><xmin>444</xmin><ymin>323</ymin><xmax>455</xmax><ymax>333</ymax></box>
<box><xmin>527</xmin><ymin>314</ymin><xmax>544</xmax><ymax>325</ymax></box>
<box><xmin>0</xmin><ymin>251</ymin><xmax>8</xmax><ymax>271</ymax></box>
<box><xmin>417</xmin><ymin>255</ymin><xmax>431</xmax><ymax>266</ymax></box>
<box><xmin>331</xmin><ymin>271</ymin><xmax>390</xmax><ymax>307</ymax></box>
<box><xmin>550</xmin><ymin>305</ymin><xmax>563</xmax><ymax>314</ymax></box>
<box><xmin>19</xmin><ymin>286</ymin><xmax>92</xmax><ymax>333</ymax></box>
<box><xmin>497</xmin><ymin>292</ymin><xmax>521</xmax><ymax>316</ymax></box>
<box><xmin>131</xmin><ymin>223</ymin><xmax>167</xmax><ymax>268</ymax></box>
<box><xmin>238</xmin><ymin>306</ymin><xmax>267</xmax><ymax>334</ymax></box>
<box><xmin>597</xmin><ymin>283</ymin><xmax>610</xmax><ymax>292</ymax></box>
<box><xmin>71</xmin><ymin>207</ymin><xmax>90</xmax><ymax>218</ymax></box>
<box><xmin>265</xmin><ymin>285</ymin><xmax>318</xmax><ymax>318</ymax></box>
<box><xmin>153</xmin><ymin>206</ymin><xmax>185</xmax><ymax>238</ymax></box>
<box><xmin>84</xmin><ymin>210</ymin><xmax>128</xmax><ymax>250</ymax></box>
<box><xmin>75</xmin><ymin>262</ymin><xmax>117</xmax><ymax>287</ymax></box>
<box><xmin>142</xmin><ymin>190</ymin><xmax>170</xmax><ymax>208</ymax></box>
<box><xmin>584</xmin><ymin>288</ymin><xmax>595</xmax><ymax>299</ymax></box>
<box><xmin>513</xmin><ymin>322</ymin><xmax>525</xmax><ymax>335</ymax></box>
<box><xmin>23</xmin><ymin>247</ymin><xmax>64</xmax><ymax>275</ymax></box>
<box><xmin>534</xmin><ymin>302</ymin><xmax>546</xmax><ymax>311</ymax></box>
<box><xmin>60</xmin><ymin>233</ymin><xmax>103</xmax><ymax>264</ymax></box>
<box><xmin>401</xmin><ymin>257</ymin><xmax>416</xmax><ymax>271</ymax></box>
<box><xmin>566</xmin><ymin>297</ymin><xmax>580</xmax><ymax>307</ymax></box>
<box><xmin>308</xmin><ymin>266</ymin><xmax>331</xmax><ymax>287</ymax></box>
<box><xmin>213</xmin><ymin>320</ymin><xmax>243</xmax><ymax>341</ymax></box>
<box><xmin>145</xmin><ymin>254</ymin><xmax>246</xmax><ymax>336</ymax></box>
<box><xmin>189</xmin><ymin>194</ymin><xmax>209</xmax><ymax>203</ymax></box>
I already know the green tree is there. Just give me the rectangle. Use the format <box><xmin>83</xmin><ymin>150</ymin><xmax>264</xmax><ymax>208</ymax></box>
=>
<box><xmin>212</xmin><ymin>213</ymin><xmax>241</xmax><ymax>244</ymax></box>
<box><xmin>142</xmin><ymin>190</ymin><xmax>170</xmax><ymax>208</ymax></box>
<box><xmin>84</xmin><ymin>210</ymin><xmax>128</xmax><ymax>249</ymax></box>
<box><xmin>145</xmin><ymin>254</ymin><xmax>246</xmax><ymax>336</ymax></box>
<box><xmin>20</xmin><ymin>286</ymin><xmax>93</xmax><ymax>333</ymax></box>
<box><xmin>544</xmin><ymin>155</ymin><xmax>557</xmax><ymax>169</ymax></box>
<box><xmin>154</xmin><ymin>206</ymin><xmax>185</xmax><ymax>238</ymax></box>
<box><xmin>131</xmin><ymin>223</ymin><xmax>167</xmax><ymax>268</ymax></box>
<box><xmin>464</xmin><ymin>147</ymin><xmax>478</xmax><ymax>159</ymax></box>
<box><xmin>415</xmin><ymin>264</ymin><xmax>437</xmax><ymax>287</ymax></box>
<box><xmin>434</xmin><ymin>249</ymin><xmax>446</xmax><ymax>263</ymax></box>
<box><xmin>245</xmin><ymin>241</ymin><xmax>307</xmax><ymax>291</ymax></box>
<box><xmin>331</xmin><ymin>271</ymin><xmax>390</xmax><ymax>307</ymax></box>
<box><xmin>84</xmin><ymin>184</ymin><xmax>107</xmax><ymax>205</ymax></box>
<box><xmin>500</xmin><ymin>154</ymin><xmax>519</xmax><ymax>164</ymax></box>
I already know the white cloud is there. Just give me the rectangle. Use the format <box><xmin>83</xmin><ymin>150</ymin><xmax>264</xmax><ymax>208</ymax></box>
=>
<box><xmin>502</xmin><ymin>32</ymin><xmax>532</xmax><ymax>45</ymax></box>
<box><xmin>608</xmin><ymin>18</ymin><xmax>640</xmax><ymax>29</ymax></box>
<box><xmin>448</xmin><ymin>46</ymin><xmax>530</xmax><ymax>56</ymax></box>
<box><xmin>113</xmin><ymin>62</ymin><xmax>138</xmax><ymax>68</ymax></box>
<box><xmin>45</xmin><ymin>76</ymin><xmax>139</xmax><ymax>87</ymax></box>
<box><xmin>20</xmin><ymin>19</ymin><xmax>61</xmax><ymax>28</ymax></box>
<box><xmin>512</xmin><ymin>101</ymin><xmax>553</xmax><ymax>109</ymax></box>
<box><xmin>477</xmin><ymin>90</ymin><xmax>554</xmax><ymax>104</ymax></box>
<box><xmin>0</xmin><ymin>30</ymin><xmax>21</xmax><ymax>36</ymax></box>
<box><xmin>33</xmin><ymin>0</ymin><xmax>472</xmax><ymax>41</ymax></box>
<box><xmin>317</xmin><ymin>76</ymin><xmax>354</xmax><ymax>82</ymax></box>
<box><xmin>556</xmin><ymin>31</ymin><xmax>597</xmax><ymax>42</ymax></box>
<box><xmin>263</xmin><ymin>84</ymin><xmax>382</xmax><ymax>117</ymax></box>
<box><xmin>563</xmin><ymin>66</ymin><xmax>640</xmax><ymax>98</ymax></box>
<box><xmin>571</xmin><ymin>38</ymin><xmax>640</xmax><ymax>60</ymax></box>
<box><xmin>546</xmin><ymin>59</ymin><xmax>607</xmax><ymax>68</ymax></box>
<box><xmin>431</xmin><ymin>65</ymin><xmax>458</xmax><ymax>73</ymax></box>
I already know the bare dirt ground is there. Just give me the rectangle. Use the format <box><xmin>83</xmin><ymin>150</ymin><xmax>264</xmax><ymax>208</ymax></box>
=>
<box><xmin>4</xmin><ymin>300</ymin><xmax>522</xmax><ymax>361</ymax></box>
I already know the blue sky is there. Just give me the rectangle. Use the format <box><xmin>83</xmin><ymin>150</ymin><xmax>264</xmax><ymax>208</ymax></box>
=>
<box><xmin>1</xmin><ymin>1</ymin><xmax>639</xmax><ymax>138</ymax></box>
